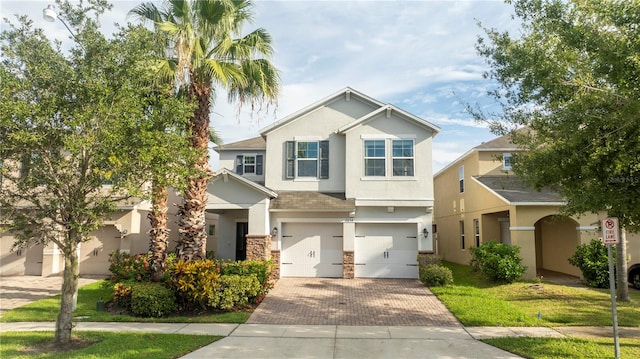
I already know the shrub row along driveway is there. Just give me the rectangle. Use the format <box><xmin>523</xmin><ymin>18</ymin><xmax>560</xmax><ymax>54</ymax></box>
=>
<box><xmin>247</xmin><ymin>278</ymin><xmax>461</xmax><ymax>326</ymax></box>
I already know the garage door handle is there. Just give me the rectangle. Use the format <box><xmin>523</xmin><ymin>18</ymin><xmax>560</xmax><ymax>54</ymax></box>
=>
<box><xmin>355</xmin><ymin>263</ymin><xmax>366</xmax><ymax>265</ymax></box>
<box><xmin>332</xmin><ymin>263</ymin><xmax>343</xmax><ymax>265</ymax></box>
<box><xmin>406</xmin><ymin>264</ymin><xmax>418</xmax><ymax>266</ymax></box>
<box><xmin>282</xmin><ymin>262</ymin><xmax>293</xmax><ymax>265</ymax></box>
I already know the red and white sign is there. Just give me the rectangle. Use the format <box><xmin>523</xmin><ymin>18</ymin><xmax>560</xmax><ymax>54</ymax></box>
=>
<box><xmin>601</xmin><ymin>218</ymin><xmax>619</xmax><ymax>244</ymax></box>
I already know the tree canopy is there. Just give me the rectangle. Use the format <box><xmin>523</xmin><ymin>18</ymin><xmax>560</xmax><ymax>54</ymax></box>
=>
<box><xmin>0</xmin><ymin>0</ymin><xmax>193</xmax><ymax>343</ymax></box>
<box><xmin>474</xmin><ymin>0</ymin><xmax>640</xmax><ymax>231</ymax></box>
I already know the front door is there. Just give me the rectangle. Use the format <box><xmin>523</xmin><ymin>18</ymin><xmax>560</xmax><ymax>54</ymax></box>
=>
<box><xmin>236</xmin><ymin>222</ymin><xmax>248</xmax><ymax>261</ymax></box>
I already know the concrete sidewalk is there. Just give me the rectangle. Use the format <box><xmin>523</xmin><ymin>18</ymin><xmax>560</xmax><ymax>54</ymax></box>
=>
<box><xmin>2</xmin><ymin>322</ymin><xmax>638</xmax><ymax>358</ymax></box>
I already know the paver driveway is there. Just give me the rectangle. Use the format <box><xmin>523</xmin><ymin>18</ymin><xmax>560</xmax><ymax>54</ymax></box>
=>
<box><xmin>247</xmin><ymin>278</ymin><xmax>461</xmax><ymax>326</ymax></box>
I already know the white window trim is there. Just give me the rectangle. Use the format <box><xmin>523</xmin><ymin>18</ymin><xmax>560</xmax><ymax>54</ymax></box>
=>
<box><xmin>243</xmin><ymin>153</ymin><xmax>257</xmax><ymax>174</ymax></box>
<box><xmin>502</xmin><ymin>153</ymin><xmax>512</xmax><ymax>170</ymax></box>
<box><xmin>362</xmin><ymin>137</ymin><xmax>416</xmax><ymax>178</ymax></box>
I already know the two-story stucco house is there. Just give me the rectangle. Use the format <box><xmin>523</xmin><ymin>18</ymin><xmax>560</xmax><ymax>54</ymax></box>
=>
<box><xmin>433</xmin><ymin>132</ymin><xmax>640</xmax><ymax>281</ymax></box>
<box><xmin>209</xmin><ymin>87</ymin><xmax>439</xmax><ymax>279</ymax></box>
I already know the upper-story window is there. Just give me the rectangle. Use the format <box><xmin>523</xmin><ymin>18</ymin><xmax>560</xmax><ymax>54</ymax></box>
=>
<box><xmin>285</xmin><ymin>140</ymin><xmax>329</xmax><ymax>179</ymax></box>
<box><xmin>502</xmin><ymin>153</ymin><xmax>512</xmax><ymax>170</ymax></box>
<box><xmin>236</xmin><ymin>154</ymin><xmax>263</xmax><ymax>175</ymax></box>
<box><xmin>459</xmin><ymin>165</ymin><xmax>464</xmax><ymax>193</ymax></box>
<box><xmin>363</xmin><ymin>138</ymin><xmax>415</xmax><ymax>177</ymax></box>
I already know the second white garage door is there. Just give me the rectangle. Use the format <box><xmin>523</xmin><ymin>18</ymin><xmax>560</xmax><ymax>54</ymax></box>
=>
<box><xmin>354</xmin><ymin>223</ymin><xmax>418</xmax><ymax>279</ymax></box>
<box><xmin>280</xmin><ymin>223</ymin><xmax>343</xmax><ymax>277</ymax></box>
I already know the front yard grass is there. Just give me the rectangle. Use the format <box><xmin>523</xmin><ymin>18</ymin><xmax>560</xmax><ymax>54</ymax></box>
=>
<box><xmin>0</xmin><ymin>331</ymin><xmax>220</xmax><ymax>359</ymax></box>
<box><xmin>431</xmin><ymin>261</ymin><xmax>640</xmax><ymax>327</ymax></box>
<box><xmin>0</xmin><ymin>281</ymin><xmax>251</xmax><ymax>323</ymax></box>
<box><xmin>482</xmin><ymin>337</ymin><xmax>640</xmax><ymax>359</ymax></box>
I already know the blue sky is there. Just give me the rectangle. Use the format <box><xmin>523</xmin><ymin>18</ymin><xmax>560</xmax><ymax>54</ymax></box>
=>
<box><xmin>1</xmin><ymin>0</ymin><xmax>520</xmax><ymax>172</ymax></box>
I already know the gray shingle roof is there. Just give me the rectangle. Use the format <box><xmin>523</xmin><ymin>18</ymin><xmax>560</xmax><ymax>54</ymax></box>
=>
<box><xmin>214</xmin><ymin>136</ymin><xmax>265</xmax><ymax>152</ymax></box>
<box><xmin>270</xmin><ymin>192</ymin><xmax>355</xmax><ymax>211</ymax></box>
<box><xmin>474</xmin><ymin>176</ymin><xmax>564</xmax><ymax>204</ymax></box>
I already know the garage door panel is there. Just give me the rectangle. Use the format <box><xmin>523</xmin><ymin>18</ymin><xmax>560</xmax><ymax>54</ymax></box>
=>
<box><xmin>281</xmin><ymin>223</ymin><xmax>343</xmax><ymax>278</ymax></box>
<box><xmin>355</xmin><ymin>223</ymin><xmax>418</xmax><ymax>279</ymax></box>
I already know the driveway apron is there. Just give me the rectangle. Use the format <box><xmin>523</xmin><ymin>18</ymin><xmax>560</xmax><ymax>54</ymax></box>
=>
<box><xmin>247</xmin><ymin>278</ymin><xmax>460</xmax><ymax>326</ymax></box>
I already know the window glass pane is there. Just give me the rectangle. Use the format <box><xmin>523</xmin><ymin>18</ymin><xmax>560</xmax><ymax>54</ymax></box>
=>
<box><xmin>297</xmin><ymin>160</ymin><xmax>318</xmax><ymax>177</ymax></box>
<box><xmin>393</xmin><ymin>159</ymin><xmax>414</xmax><ymax>176</ymax></box>
<box><xmin>364</xmin><ymin>140</ymin><xmax>385</xmax><ymax>157</ymax></box>
<box><xmin>244</xmin><ymin>156</ymin><xmax>255</xmax><ymax>173</ymax></box>
<box><xmin>297</xmin><ymin>142</ymin><xmax>318</xmax><ymax>159</ymax></box>
<box><xmin>392</xmin><ymin>140</ymin><xmax>413</xmax><ymax>157</ymax></box>
<box><xmin>365</xmin><ymin>159</ymin><xmax>385</xmax><ymax>176</ymax></box>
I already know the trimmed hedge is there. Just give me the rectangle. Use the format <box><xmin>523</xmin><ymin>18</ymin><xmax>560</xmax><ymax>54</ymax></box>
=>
<box><xmin>130</xmin><ymin>282</ymin><xmax>177</xmax><ymax>317</ymax></box>
<box><xmin>420</xmin><ymin>264</ymin><xmax>453</xmax><ymax>286</ymax></box>
<box><xmin>470</xmin><ymin>242</ymin><xmax>526</xmax><ymax>283</ymax></box>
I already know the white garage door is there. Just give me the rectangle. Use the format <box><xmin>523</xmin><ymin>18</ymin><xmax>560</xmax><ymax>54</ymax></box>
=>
<box><xmin>281</xmin><ymin>223</ymin><xmax>343</xmax><ymax>277</ymax></box>
<box><xmin>80</xmin><ymin>226</ymin><xmax>122</xmax><ymax>275</ymax></box>
<box><xmin>354</xmin><ymin>223</ymin><xmax>418</xmax><ymax>278</ymax></box>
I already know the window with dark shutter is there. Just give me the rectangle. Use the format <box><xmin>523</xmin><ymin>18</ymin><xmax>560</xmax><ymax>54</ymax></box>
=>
<box><xmin>285</xmin><ymin>141</ymin><xmax>295</xmax><ymax>179</ymax></box>
<box><xmin>319</xmin><ymin>140</ymin><xmax>329</xmax><ymax>179</ymax></box>
<box><xmin>235</xmin><ymin>155</ymin><xmax>244</xmax><ymax>175</ymax></box>
<box><xmin>256</xmin><ymin>155</ymin><xmax>263</xmax><ymax>175</ymax></box>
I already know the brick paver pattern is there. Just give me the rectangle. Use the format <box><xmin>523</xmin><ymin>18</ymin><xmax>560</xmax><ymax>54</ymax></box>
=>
<box><xmin>247</xmin><ymin>278</ymin><xmax>461</xmax><ymax>326</ymax></box>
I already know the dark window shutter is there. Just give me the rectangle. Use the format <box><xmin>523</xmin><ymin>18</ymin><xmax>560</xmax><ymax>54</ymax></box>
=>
<box><xmin>285</xmin><ymin>141</ymin><xmax>295</xmax><ymax>179</ymax></box>
<box><xmin>319</xmin><ymin>140</ymin><xmax>329</xmax><ymax>179</ymax></box>
<box><xmin>256</xmin><ymin>155</ymin><xmax>263</xmax><ymax>175</ymax></box>
<box><xmin>236</xmin><ymin>155</ymin><xmax>244</xmax><ymax>175</ymax></box>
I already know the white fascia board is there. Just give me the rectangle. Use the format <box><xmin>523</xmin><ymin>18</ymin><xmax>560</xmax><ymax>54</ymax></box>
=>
<box><xmin>338</xmin><ymin>105</ymin><xmax>440</xmax><ymax>135</ymax></box>
<box><xmin>211</xmin><ymin>169</ymin><xmax>278</xmax><ymax>198</ymax></box>
<box><xmin>355</xmin><ymin>199</ymin><xmax>434</xmax><ymax>207</ymax></box>
<box><xmin>434</xmin><ymin>149</ymin><xmax>476</xmax><ymax>178</ymax></box>
<box><xmin>511</xmin><ymin>202</ymin><xmax>566</xmax><ymax>206</ymax></box>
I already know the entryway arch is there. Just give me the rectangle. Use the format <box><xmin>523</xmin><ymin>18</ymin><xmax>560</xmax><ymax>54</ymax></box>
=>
<box><xmin>534</xmin><ymin>215</ymin><xmax>581</xmax><ymax>277</ymax></box>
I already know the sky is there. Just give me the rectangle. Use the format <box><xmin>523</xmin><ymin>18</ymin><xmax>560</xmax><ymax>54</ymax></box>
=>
<box><xmin>1</xmin><ymin>0</ymin><xmax>521</xmax><ymax>173</ymax></box>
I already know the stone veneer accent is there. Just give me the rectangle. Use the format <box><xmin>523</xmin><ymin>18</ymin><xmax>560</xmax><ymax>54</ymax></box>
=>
<box><xmin>246</xmin><ymin>234</ymin><xmax>272</xmax><ymax>261</ymax></box>
<box><xmin>270</xmin><ymin>250</ymin><xmax>280</xmax><ymax>279</ymax></box>
<box><xmin>343</xmin><ymin>250</ymin><xmax>354</xmax><ymax>279</ymax></box>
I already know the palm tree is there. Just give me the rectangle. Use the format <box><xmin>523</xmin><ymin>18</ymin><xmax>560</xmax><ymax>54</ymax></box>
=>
<box><xmin>130</xmin><ymin>0</ymin><xmax>279</xmax><ymax>261</ymax></box>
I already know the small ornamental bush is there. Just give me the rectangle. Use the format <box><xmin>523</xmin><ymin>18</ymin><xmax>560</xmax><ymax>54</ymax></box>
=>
<box><xmin>568</xmin><ymin>239</ymin><xmax>613</xmax><ymax>288</ymax></box>
<box><xmin>470</xmin><ymin>242</ymin><xmax>526</xmax><ymax>283</ymax></box>
<box><xmin>218</xmin><ymin>260</ymin><xmax>274</xmax><ymax>296</ymax></box>
<box><xmin>209</xmin><ymin>275</ymin><xmax>261</xmax><ymax>310</ymax></box>
<box><xmin>420</xmin><ymin>264</ymin><xmax>453</xmax><ymax>287</ymax></box>
<box><xmin>112</xmin><ymin>282</ymin><xmax>133</xmax><ymax>311</ymax></box>
<box><xmin>170</xmin><ymin>259</ymin><xmax>221</xmax><ymax>309</ymax></box>
<box><xmin>130</xmin><ymin>282</ymin><xmax>177</xmax><ymax>317</ymax></box>
<box><xmin>108</xmin><ymin>251</ymin><xmax>152</xmax><ymax>283</ymax></box>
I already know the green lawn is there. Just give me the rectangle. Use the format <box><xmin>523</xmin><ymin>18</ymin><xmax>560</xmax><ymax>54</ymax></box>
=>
<box><xmin>430</xmin><ymin>262</ymin><xmax>640</xmax><ymax>327</ymax></box>
<box><xmin>0</xmin><ymin>281</ymin><xmax>250</xmax><ymax>323</ymax></box>
<box><xmin>483</xmin><ymin>337</ymin><xmax>640</xmax><ymax>359</ymax></box>
<box><xmin>0</xmin><ymin>331</ymin><xmax>220</xmax><ymax>359</ymax></box>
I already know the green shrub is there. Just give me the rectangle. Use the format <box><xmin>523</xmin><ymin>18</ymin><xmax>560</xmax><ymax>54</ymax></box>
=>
<box><xmin>470</xmin><ymin>242</ymin><xmax>526</xmax><ymax>283</ymax></box>
<box><xmin>112</xmin><ymin>282</ymin><xmax>133</xmax><ymax>311</ymax></box>
<box><xmin>170</xmin><ymin>259</ymin><xmax>221</xmax><ymax>309</ymax></box>
<box><xmin>209</xmin><ymin>275</ymin><xmax>261</xmax><ymax>310</ymax></box>
<box><xmin>568</xmin><ymin>239</ymin><xmax>613</xmax><ymax>288</ymax></box>
<box><xmin>420</xmin><ymin>264</ymin><xmax>453</xmax><ymax>286</ymax></box>
<box><xmin>130</xmin><ymin>282</ymin><xmax>177</xmax><ymax>317</ymax></box>
<box><xmin>108</xmin><ymin>251</ymin><xmax>152</xmax><ymax>283</ymax></box>
<box><xmin>218</xmin><ymin>260</ymin><xmax>274</xmax><ymax>296</ymax></box>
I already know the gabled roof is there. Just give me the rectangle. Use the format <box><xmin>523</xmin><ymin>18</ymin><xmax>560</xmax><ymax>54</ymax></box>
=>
<box><xmin>472</xmin><ymin>176</ymin><xmax>565</xmax><ymax>206</ymax></box>
<box><xmin>434</xmin><ymin>131</ymin><xmax>520</xmax><ymax>178</ymax></box>
<box><xmin>337</xmin><ymin>104</ymin><xmax>440</xmax><ymax>135</ymax></box>
<box><xmin>213</xmin><ymin>136</ymin><xmax>265</xmax><ymax>153</ymax></box>
<box><xmin>270</xmin><ymin>191</ymin><xmax>355</xmax><ymax>212</ymax></box>
<box><xmin>259</xmin><ymin>87</ymin><xmax>385</xmax><ymax>136</ymax></box>
<box><xmin>210</xmin><ymin>168</ymin><xmax>277</xmax><ymax>198</ymax></box>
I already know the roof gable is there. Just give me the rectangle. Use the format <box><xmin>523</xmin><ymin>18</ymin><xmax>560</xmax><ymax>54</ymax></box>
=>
<box><xmin>337</xmin><ymin>104</ymin><xmax>440</xmax><ymax>135</ymax></box>
<box><xmin>210</xmin><ymin>168</ymin><xmax>277</xmax><ymax>198</ymax></box>
<box><xmin>213</xmin><ymin>136</ymin><xmax>265</xmax><ymax>153</ymax></box>
<box><xmin>259</xmin><ymin>87</ymin><xmax>385</xmax><ymax>136</ymax></box>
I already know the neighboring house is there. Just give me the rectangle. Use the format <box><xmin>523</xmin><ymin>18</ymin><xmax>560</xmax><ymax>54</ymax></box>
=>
<box><xmin>433</xmin><ymin>133</ymin><xmax>640</xmax><ymax>281</ymax></box>
<box><xmin>212</xmin><ymin>87</ymin><xmax>439</xmax><ymax>278</ymax></box>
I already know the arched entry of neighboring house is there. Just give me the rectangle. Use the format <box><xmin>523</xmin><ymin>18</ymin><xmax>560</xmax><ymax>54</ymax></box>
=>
<box><xmin>534</xmin><ymin>215</ymin><xmax>581</xmax><ymax>277</ymax></box>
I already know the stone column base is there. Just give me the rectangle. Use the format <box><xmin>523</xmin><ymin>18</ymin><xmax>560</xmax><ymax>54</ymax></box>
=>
<box><xmin>270</xmin><ymin>250</ymin><xmax>281</xmax><ymax>280</ymax></box>
<box><xmin>343</xmin><ymin>250</ymin><xmax>354</xmax><ymax>279</ymax></box>
<box><xmin>246</xmin><ymin>234</ymin><xmax>272</xmax><ymax>261</ymax></box>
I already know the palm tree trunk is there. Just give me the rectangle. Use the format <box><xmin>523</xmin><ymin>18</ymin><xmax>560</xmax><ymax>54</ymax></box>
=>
<box><xmin>55</xmin><ymin>235</ymin><xmax>79</xmax><ymax>344</ymax></box>
<box><xmin>148</xmin><ymin>182</ymin><xmax>170</xmax><ymax>281</ymax></box>
<box><xmin>177</xmin><ymin>80</ymin><xmax>211</xmax><ymax>261</ymax></box>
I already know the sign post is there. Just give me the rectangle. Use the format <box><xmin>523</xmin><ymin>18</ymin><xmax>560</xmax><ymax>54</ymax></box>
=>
<box><xmin>602</xmin><ymin>218</ymin><xmax>620</xmax><ymax>359</ymax></box>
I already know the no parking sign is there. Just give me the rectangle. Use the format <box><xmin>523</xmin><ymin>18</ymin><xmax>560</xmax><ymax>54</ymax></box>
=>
<box><xmin>602</xmin><ymin>218</ymin><xmax>620</xmax><ymax>244</ymax></box>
